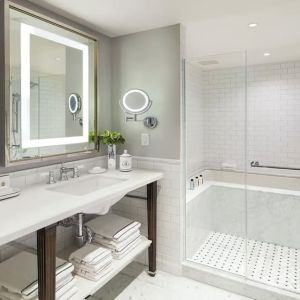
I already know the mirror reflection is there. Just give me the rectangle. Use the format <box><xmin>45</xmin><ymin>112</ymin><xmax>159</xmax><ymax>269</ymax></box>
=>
<box><xmin>9</xmin><ymin>8</ymin><xmax>96</xmax><ymax>161</ymax></box>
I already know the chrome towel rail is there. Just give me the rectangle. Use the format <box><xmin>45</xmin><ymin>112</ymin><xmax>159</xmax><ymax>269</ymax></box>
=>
<box><xmin>250</xmin><ymin>161</ymin><xmax>300</xmax><ymax>171</ymax></box>
<box><xmin>126</xmin><ymin>193</ymin><xmax>147</xmax><ymax>200</ymax></box>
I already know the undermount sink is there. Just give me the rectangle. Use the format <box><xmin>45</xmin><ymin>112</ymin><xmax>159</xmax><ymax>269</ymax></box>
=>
<box><xmin>47</xmin><ymin>174</ymin><xmax>128</xmax><ymax>215</ymax></box>
<box><xmin>48</xmin><ymin>175</ymin><xmax>127</xmax><ymax>196</ymax></box>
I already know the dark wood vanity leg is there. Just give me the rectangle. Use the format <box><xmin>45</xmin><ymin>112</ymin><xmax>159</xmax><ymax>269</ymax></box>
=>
<box><xmin>37</xmin><ymin>224</ymin><xmax>57</xmax><ymax>300</ymax></box>
<box><xmin>147</xmin><ymin>181</ymin><xmax>157</xmax><ymax>277</ymax></box>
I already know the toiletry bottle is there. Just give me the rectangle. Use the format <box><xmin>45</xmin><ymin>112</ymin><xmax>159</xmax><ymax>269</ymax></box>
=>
<box><xmin>190</xmin><ymin>179</ymin><xmax>195</xmax><ymax>190</ymax></box>
<box><xmin>120</xmin><ymin>150</ymin><xmax>132</xmax><ymax>172</ymax></box>
<box><xmin>199</xmin><ymin>175</ymin><xmax>203</xmax><ymax>185</ymax></box>
<box><xmin>195</xmin><ymin>176</ymin><xmax>199</xmax><ymax>187</ymax></box>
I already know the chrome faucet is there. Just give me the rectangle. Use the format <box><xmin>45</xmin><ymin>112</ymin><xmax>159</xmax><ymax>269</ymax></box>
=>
<box><xmin>60</xmin><ymin>166</ymin><xmax>79</xmax><ymax>181</ymax></box>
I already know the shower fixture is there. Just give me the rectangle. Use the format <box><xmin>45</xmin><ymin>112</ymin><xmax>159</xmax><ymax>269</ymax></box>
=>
<box><xmin>12</xmin><ymin>93</ymin><xmax>20</xmax><ymax>133</ymax></box>
<box><xmin>30</xmin><ymin>81</ymin><xmax>39</xmax><ymax>88</ymax></box>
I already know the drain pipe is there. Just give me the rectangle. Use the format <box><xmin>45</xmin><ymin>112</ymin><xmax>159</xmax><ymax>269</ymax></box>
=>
<box><xmin>74</xmin><ymin>213</ymin><xmax>85</xmax><ymax>247</ymax></box>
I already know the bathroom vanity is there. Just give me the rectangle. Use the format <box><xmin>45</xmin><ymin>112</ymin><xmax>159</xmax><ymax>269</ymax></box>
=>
<box><xmin>0</xmin><ymin>2</ymin><xmax>164</xmax><ymax>299</ymax></box>
<box><xmin>0</xmin><ymin>169</ymin><xmax>163</xmax><ymax>299</ymax></box>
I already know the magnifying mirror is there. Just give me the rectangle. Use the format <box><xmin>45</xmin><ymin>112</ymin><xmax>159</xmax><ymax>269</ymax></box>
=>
<box><xmin>68</xmin><ymin>93</ymin><xmax>81</xmax><ymax>121</ymax></box>
<box><xmin>120</xmin><ymin>89</ymin><xmax>152</xmax><ymax>115</ymax></box>
<box><xmin>119</xmin><ymin>89</ymin><xmax>158</xmax><ymax>128</ymax></box>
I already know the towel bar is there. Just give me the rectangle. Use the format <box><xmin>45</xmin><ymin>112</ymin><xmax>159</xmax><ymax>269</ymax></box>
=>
<box><xmin>250</xmin><ymin>161</ymin><xmax>300</xmax><ymax>171</ymax></box>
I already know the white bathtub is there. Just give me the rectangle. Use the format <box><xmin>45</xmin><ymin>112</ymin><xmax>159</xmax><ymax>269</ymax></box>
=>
<box><xmin>185</xmin><ymin>170</ymin><xmax>300</xmax><ymax>300</ymax></box>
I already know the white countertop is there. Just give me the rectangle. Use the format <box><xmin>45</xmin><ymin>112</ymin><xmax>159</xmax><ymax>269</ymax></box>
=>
<box><xmin>0</xmin><ymin>169</ymin><xmax>163</xmax><ymax>247</ymax></box>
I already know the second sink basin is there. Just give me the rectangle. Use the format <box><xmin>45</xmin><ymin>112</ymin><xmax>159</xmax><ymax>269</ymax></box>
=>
<box><xmin>48</xmin><ymin>175</ymin><xmax>127</xmax><ymax>196</ymax></box>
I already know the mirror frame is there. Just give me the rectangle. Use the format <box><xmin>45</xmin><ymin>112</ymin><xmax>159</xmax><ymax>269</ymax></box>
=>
<box><xmin>0</xmin><ymin>1</ymin><xmax>99</xmax><ymax>168</ymax></box>
<box><xmin>120</xmin><ymin>89</ymin><xmax>152</xmax><ymax>115</ymax></box>
<box><xmin>20</xmin><ymin>23</ymin><xmax>89</xmax><ymax>148</ymax></box>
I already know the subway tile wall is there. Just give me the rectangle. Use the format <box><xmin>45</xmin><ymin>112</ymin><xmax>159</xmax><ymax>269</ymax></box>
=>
<box><xmin>203</xmin><ymin>66</ymin><xmax>246</xmax><ymax>171</ymax></box>
<box><xmin>247</xmin><ymin>62</ymin><xmax>300</xmax><ymax>171</ymax></box>
<box><xmin>185</xmin><ymin>62</ymin><xmax>205</xmax><ymax>178</ymax></box>
<box><xmin>112</xmin><ymin>157</ymin><xmax>182</xmax><ymax>274</ymax></box>
<box><xmin>186</xmin><ymin>60</ymin><xmax>300</xmax><ymax>175</ymax></box>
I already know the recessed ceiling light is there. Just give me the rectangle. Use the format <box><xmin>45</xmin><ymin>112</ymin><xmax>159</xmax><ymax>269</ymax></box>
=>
<box><xmin>264</xmin><ymin>52</ymin><xmax>271</xmax><ymax>57</ymax></box>
<box><xmin>248</xmin><ymin>23</ymin><xmax>258</xmax><ymax>28</ymax></box>
<box><xmin>55</xmin><ymin>57</ymin><xmax>61</xmax><ymax>61</ymax></box>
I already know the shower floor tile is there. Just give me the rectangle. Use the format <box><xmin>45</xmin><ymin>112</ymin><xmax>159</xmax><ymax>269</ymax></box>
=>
<box><xmin>191</xmin><ymin>232</ymin><xmax>300</xmax><ymax>293</ymax></box>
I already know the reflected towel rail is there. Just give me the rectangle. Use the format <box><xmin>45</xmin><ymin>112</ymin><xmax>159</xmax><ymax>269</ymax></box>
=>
<box><xmin>250</xmin><ymin>161</ymin><xmax>300</xmax><ymax>171</ymax></box>
<box><xmin>126</xmin><ymin>193</ymin><xmax>147</xmax><ymax>200</ymax></box>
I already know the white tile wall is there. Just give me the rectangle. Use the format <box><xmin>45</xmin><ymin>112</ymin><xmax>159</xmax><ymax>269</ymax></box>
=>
<box><xmin>202</xmin><ymin>66</ymin><xmax>246</xmax><ymax>171</ymax></box>
<box><xmin>186</xmin><ymin>61</ymin><xmax>300</xmax><ymax>175</ymax></box>
<box><xmin>10</xmin><ymin>68</ymin><xmax>67</xmax><ymax>160</ymax></box>
<box><xmin>111</xmin><ymin>157</ymin><xmax>182</xmax><ymax>274</ymax></box>
<box><xmin>248</xmin><ymin>61</ymin><xmax>300</xmax><ymax>170</ymax></box>
<box><xmin>185</xmin><ymin>62</ymin><xmax>205</xmax><ymax>178</ymax></box>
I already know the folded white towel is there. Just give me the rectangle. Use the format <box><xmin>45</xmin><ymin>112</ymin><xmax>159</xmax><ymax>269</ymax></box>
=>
<box><xmin>0</xmin><ymin>288</ymin><xmax>23</xmax><ymax>300</ymax></box>
<box><xmin>58</xmin><ymin>286</ymin><xmax>78</xmax><ymax>300</ymax></box>
<box><xmin>22</xmin><ymin>261</ymin><xmax>74</xmax><ymax>300</ymax></box>
<box><xmin>54</xmin><ymin>278</ymin><xmax>77</xmax><ymax>300</ymax></box>
<box><xmin>112</xmin><ymin>236</ymin><xmax>142</xmax><ymax>260</ymax></box>
<box><xmin>85</xmin><ymin>214</ymin><xmax>141</xmax><ymax>241</ymax></box>
<box><xmin>71</xmin><ymin>255</ymin><xmax>112</xmax><ymax>274</ymax></box>
<box><xmin>0</xmin><ymin>252</ymin><xmax>74</xmax><ymax>299</ymax></box>
<box><xmin>94</xmin><ymin>230</ymin><xmax>140</xmax><ymax>252</ymax></box>
<box><xmin>0</xmin><ymin>278</ymin><xmax>77</xmax><ymax>300</ymax></box>
<box><xmin>74</xmin><ymin>264</ymin><xmax>112</xmax><ymax>282</ymax></box>
<box><xmin>69</xmin><ymin>244</ymin><xmax>111</xmax><ymax>265</ymax></box>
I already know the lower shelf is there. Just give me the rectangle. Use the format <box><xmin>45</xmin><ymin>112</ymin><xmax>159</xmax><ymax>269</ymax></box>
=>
<box><xmin>58</xmin><ymin>236</ymin><xmax>151</xmax><ymax>300</ymax></box>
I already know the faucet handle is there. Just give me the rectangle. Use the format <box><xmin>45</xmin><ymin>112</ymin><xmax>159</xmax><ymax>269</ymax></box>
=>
<box><xmin>48</xmin><ymin>171</ymin><xmax>56</xmax><ymax>184</ymax></box>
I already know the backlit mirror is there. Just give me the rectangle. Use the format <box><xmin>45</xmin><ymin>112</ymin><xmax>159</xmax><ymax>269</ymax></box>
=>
<box><xmin>9</xmin><ymin>7</ymin><xmax>97</xmax><ymax>161</ymax></box>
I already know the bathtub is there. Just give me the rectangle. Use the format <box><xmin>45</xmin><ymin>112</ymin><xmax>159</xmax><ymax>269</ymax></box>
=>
<box><xmin>184</xmin><ymin>170</ymin><xmax>300</xmax><ymax>300</ymax></box>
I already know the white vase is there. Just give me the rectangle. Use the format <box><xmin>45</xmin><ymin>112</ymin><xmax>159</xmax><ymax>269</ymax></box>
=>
<box><xmin>107</xmin><ymin>144</ymin><xmax>116</xmax><ymax>170</ymax></box>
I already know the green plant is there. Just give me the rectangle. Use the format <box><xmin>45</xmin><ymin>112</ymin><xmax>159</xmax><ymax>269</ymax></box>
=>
<box><xmin>89</xmin><ymin>130</ymin><xmax>96</xmax><ymax>143</ymax></box>
<box><xmin>99</xmin><ymin>130</ymin><xmax>125</xmax><ymax>145</ymax></box>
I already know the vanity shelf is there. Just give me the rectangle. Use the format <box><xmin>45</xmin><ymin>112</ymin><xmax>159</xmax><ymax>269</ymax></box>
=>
<box><xmin>58</xmin><ymin>236</ymin><xmax>151</xmax><ymax>299</ymax></box>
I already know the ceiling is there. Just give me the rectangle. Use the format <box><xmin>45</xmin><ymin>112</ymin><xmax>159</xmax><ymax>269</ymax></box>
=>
<box><xmin>27</xmin><ymin>0</ymin><xmax>300</xmax><ymax>65</ymax></box>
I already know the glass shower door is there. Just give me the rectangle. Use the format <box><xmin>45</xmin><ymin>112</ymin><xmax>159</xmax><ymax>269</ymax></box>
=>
<box><xmin>185</xmin><ymin>51</ymin><xmax>248</xmax><ymax>277</ymax></box>
<box><xmin>246</xmin><ymin>58</ymin><xmax>300</xmax><ymax>294</ymax></box>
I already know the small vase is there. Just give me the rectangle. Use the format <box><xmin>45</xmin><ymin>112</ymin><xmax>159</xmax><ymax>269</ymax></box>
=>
<box><xmin>107</xmin><ymin>144</ymin><xmax>116</xmax><ymax>170</ymax></box>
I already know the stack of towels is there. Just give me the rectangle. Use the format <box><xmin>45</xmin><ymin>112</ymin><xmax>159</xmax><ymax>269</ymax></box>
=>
<box><xmin>85</xmin><ymin>213</ymin><xmax>142</xmax><ymax>260</ymax></box>
<box><xmin>69</xmin><ymin>244</ymin><xmax>113</xmax><ymax>282</ymax></box>
<box><xmin>0</xmin><ymin>251</ymin><xmax>77</xmax><ymax>300</ymax></box>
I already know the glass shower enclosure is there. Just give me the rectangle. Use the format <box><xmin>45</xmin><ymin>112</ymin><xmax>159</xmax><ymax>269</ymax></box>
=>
<box><xmin>184</xmin><ymin>51</ymin><xmax>300</xmax><ymax>296</ymax></box>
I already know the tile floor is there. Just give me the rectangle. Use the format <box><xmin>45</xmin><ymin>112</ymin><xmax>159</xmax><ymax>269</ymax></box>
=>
<box><xmin>191</xmin><ymin>231</ymin><xmax>300</xmax><ymax>293</ymax></box>
<box><xmin>91</xmin><ymin>262</ymin><xmax>253</xmax><ymax>300</ymax></box>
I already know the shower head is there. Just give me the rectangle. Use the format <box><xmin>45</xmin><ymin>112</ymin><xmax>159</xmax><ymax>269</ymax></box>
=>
<box><xmin>30</xmin><ymin>81</ymin><xmax>39</xmax><ymax>88</ymax></box>
<box><xmin>12</xmin><ymin>93</ymin><xmax>20</xmax><ymax>103</ymax></box>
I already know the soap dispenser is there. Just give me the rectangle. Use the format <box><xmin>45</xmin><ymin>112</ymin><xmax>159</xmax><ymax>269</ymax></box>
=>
<box><xmin>120</xmin><ymin>150</ymin><xmax>132</xmax><ymax>172</ymax></box>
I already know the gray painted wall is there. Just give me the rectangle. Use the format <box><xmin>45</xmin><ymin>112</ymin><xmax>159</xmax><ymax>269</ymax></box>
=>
<box><xmin>1</xmin><ymin>0</ymin><xmax>181</xmax><ymax>169</ymax></box>
<box><xmin>111</xmin><ymin>25</ymin><xmax>181</xmax><ymax>159</ymax></box>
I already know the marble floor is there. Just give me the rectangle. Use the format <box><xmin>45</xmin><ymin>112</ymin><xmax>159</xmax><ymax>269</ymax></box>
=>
<box><xmin>91</xmin><ymin>262</ymin><xmax>253</xmax><ymax>300</ymax></box>
<box><xmin>191</xmin><ymin>231</ymin><xmax>300</xmax><ymax>293</ymax></box>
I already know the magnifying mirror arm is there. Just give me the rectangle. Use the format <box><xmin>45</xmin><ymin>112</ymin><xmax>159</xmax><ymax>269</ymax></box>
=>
<box><xmin>125</xmin><ymin>114</ymin><xmax>138</xmax><ymax>122</ymax></box>
<box><xmin>125</xmin><ymin>114</ymin><xmax>158</xmax><ymax>129</ymax></box>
